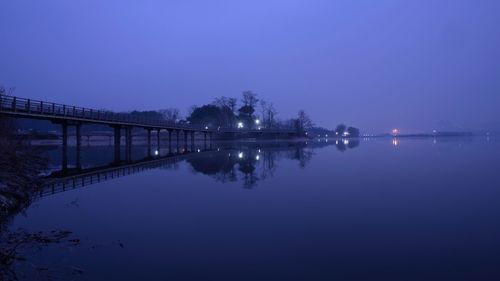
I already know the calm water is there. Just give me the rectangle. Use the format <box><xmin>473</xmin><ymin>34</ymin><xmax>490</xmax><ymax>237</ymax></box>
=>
<box><xmin>5</xmin><ymin>137</ymin><xmax>500</xmax><ymax>280</ymax></box>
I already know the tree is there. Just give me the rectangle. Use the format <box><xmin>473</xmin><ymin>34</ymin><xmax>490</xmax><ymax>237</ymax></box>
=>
<box><xmin>187</xmin><ymin>105</ymin><xmax>223</xmax><ymax>127</ymax></box>
<box><xmin>335</xmin><ymin>124</ymin><xmax>347</xmax><ymax>136</ymax></box>
<box><xmin>347</xmin><ymin>126</ymin><xmax>360</xmax><ymax>137</ymax></box>
<box><xmin>0</xmin><ymin>85</ymin><xmax>15</xmax><ymax>96</ymax></box>
<box><xmin>265</xmin><ymin>103</ymin><xmax>277</xmax><ymax>128</ymax></box>
<box><xmin>259</xmin><ymin>100</ymin><xmax>277</xmax><ymax>128</ymax></box>
<box><xmin>241</xmin><ymin>91</ymin><xmax>259</xmax><ymax>107</ymax></box>
<box><xmin>213</xmin><ymin>97</ymin><xmax>237</xmax><ymax>127</ymax></box>
<box><xmin>297</xmin><ymin>110</ymin><xmax>313</xmax><ymax>131</ymax></box>
<box><xmin>159</xmin><ymin>108</ymin><xmax>180</xmax><ymax>122</ymax></box>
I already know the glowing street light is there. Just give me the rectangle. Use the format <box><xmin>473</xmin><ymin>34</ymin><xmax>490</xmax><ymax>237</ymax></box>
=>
<box><xmin>237</xmin><ymin>122</ymin><xmax>244</xmax><ymax>129</ymax></box>
<box><xmin>392</xmin><ymin>128</ymin><xmax>400</xmax><ymax>136</ymax></box>
<box><xmin>154</xmin><ymin>150</ymin><xmax>159</xmax><ymax>156</ymax></box>
<box><xmin>255</xmin><ymin>155</ymin><xmax>260</xmax><ymax>160</ymax></box>
<box><xmin>255</xmin><ymin>119</ymin><xmax>260</xmax><ymax>125</ymax></box>
<box><xmin>205</xmin><ymin>126</ymin><xmax>209</xmax><ymax>130</ymax></box>
<box><xmin>238</xmin><ymin>152</ymin><xmax>244</xmax><ymax>159</ymax></box>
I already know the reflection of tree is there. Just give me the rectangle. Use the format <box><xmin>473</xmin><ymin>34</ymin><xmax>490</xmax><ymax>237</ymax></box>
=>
<box><xmin>291</xmin><ymin>144</ymin><xmax>314</xmax><ymax>169</ymax></box>
<box><xmin>187</xmin><ymin>143</ymin><xmax>319</xmax><ymax>188</ymax></box>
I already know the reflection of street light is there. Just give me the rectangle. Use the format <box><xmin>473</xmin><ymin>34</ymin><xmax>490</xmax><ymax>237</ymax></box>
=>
<box><xmin>237</xmin><ymin>122</ymin><xmax>244</xmax><ymax>129</ymax></box>
<box><xmin>154</xmin><ymin>150</ymin><xmax>159</xmax><ymax>156</ymax></box>
<box><xmin>205</xmin><ymin>126</ymin><xmax>209</xmax><ymax>130</ymax></box>
<box><xmin>238</xmin><ymin>152</ymin><xmax>244</xmax><ymax>159</ymax></box>
<box><xmin>255</xmin><ymin>119</ymin><xmax>260</xmax><ymax>125</ymax></box>
<box><xmin>255</xmin><ymin>155</ymin><xmax>260</xmax><ymax>160</ymax></box>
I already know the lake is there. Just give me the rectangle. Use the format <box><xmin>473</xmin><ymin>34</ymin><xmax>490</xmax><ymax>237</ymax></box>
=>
<box><xmin>3</xmin><ymin>137</ymin><xmax>500</xmax><ymax>280</ymax></box>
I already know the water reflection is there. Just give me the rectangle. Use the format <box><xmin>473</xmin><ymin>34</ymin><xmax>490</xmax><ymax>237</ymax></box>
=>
<box><xmin>0</xmin><ymin>137</ymin><xmax>361</xmax><ymax>279</ymax></box>
<box><xmin>335</xmin><ymin>138</ymin><xmax>360</xmax><ymax>151</ymax></box>
<box><xmin>186</xmin><ymin>143</ymin><xmax>314</xmax><ymax>188</ymax></box>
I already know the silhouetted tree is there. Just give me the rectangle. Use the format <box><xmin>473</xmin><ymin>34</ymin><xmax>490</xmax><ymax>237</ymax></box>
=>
<box><xmin>347</xmin><ymin>126</ymin><xmax>360</xmax><ymax>137</ymax></box>
<box><xmin>297</xmin><ymin>110</ymin><xmax>313</xmax><ymax>131</ymax></box>
<box><xmin>241</xmin><ymin>91</ymin><xmax>259</xmax><ymax>107</ymax></box>
<box><xmin>187</xmin><ymin>105</ymin><xmax>223</xmax><ymax>127</ymax></box>
<box><xmin>159</xmin><ymin>108</ymin><xmax>180</xmax><ymax>122</ymax></box>
<box><xmin>335</xmin><ymin>124</ymin><xmax>347</xmax><ymax>136</ymax></box>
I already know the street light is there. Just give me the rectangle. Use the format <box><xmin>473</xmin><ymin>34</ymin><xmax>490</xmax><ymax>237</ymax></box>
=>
<box><xmin>237</xmin><ymin>122</ymin><xmax>244</xmax><ymax>129</ymax></box>
<box><xmin>255</xmin><ymin>119</ymin><xmax>260</xmax><ymax>125</ymax></box>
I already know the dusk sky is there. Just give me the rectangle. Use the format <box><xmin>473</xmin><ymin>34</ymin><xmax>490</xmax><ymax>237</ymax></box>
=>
<box><xmin>1</xmin><ymin>0</ymin><xmax>499</xmax><ymax>133</ymax></box>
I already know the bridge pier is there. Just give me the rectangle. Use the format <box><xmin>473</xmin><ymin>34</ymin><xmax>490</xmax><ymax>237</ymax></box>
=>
<box><xmin>209</xmin><ymin>132</ymin><xmax>213</xmax><ymax>149</ymax></box>
<box><xmin>62</xmin><ymin>122</ymin><xmax>68</xmax><ymax>171</ymax></box>
<box><xmin>157</xmin><ymin>129</ymin><xmax>161</xmax><ymax>153</ymax></box>
<box><xmin>183</xmin><ymin>130</ymin><xmax>188</xmax><ymax>152</ymax></box>
<box><xmin>176</xmin><ymin>130</ymin><xmax>180</xmax><ymax>152</ymax></box>
<box><xmin>113</xmin><ymin>126</ymin><xmax>121</xmax><ymax>163</ymax></box>
<box><xmin>125</xmin><ymin>127</ymin><xmax>132</xmax><ymax>161</ymax></box>
<box><xmin>76</xmin><ymin>123</ymin><xmax>82</xmax><ymax>169</ymax></box>
<box><xmin>168</xmin><ymin>129</ymin><xmax>172</xmax><ymax>153</ymax></box>
<box><xmin>147</xmin><ymin>129</ymin><xmax>152</xmax><ymax>157</ymax></box>
<box><xmin>190</xmin><ymin>131</ymin><xmax>195</xmax><ymax>150</ymax></box>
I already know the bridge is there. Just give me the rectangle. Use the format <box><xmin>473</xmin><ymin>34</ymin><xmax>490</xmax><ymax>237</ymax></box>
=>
<box><xmin>0</xmin><ymin>94</ymin><xmax>301</xmax><ymax>169</ymax></box>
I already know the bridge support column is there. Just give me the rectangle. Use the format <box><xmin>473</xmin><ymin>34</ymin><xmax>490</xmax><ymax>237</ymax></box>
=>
<box><xmin>184</xmin><ymin>130</ymin><xmax>188</xmax><ymax>152</ymax></box>
<box><xmin>176</xmin><ymin>130</ymin><xmax>180</xmax><ymax>152</ymax></box>
<box><xmin>190</xmin><ymin>131</ymin><xmax>195</xmax><ymax>150</ymax></box>
<box><xmin>209</xmin><ymin>132</ymin><xmax>213</xmax><ymax>149</ymax></box>
<box><xmin>125</xmin><ymin>127</ymin><xmax>132</xmax><ymax>161</ymax></box>
<box><xmin>157</xmin><ymin>129</ymin><xmax>161</xmax><ymax>153</ymax></box>
<box><xmin>168</xmin><ymin>129</ymin><xmax>172</xmax><ymax>153</ymax></box>
<box><xmin>76</xmin><ymin>123</ymin><xmax>82</xmax><ymax>169</ymax></box>
<box><xmin>147</xmin><ymin>129</ymin><xmax>152</xmax><ymax>157</ymax></box>
<box><xmin>114</xmin><ymin>126</ymin><xmax>121</xmax><ymax>163</ymax></box>
<box><xmin>62</xmin><ymin>122</ymin><xmax>68</xmax><ymax>171</ymax></box>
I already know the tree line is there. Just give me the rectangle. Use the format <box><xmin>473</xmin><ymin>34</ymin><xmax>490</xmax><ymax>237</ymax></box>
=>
<box><xmin>126</xmin><ymin>90</ymin><xmax>314</xmax><ymax>132</ymax></box>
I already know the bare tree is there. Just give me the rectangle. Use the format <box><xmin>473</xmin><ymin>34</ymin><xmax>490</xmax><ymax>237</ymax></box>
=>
<box><xmin>265</xmin><ymin>102</ymin><xmax>277</xmax><ymax>128</ymax></box>
<box><xmin>241</xmin><ymin>91</ymin><xmax>259</xmax><ymax>107</ymax></box>
<box><xmin>159</xmin><ymin>108</ymin><xmax>180</xmax><ymax>122</ymax></box>
<box><xmin>0</xmin><ymin>86</ymin><xmax>15</xmax><ymax>96</ymax></box>
<box><xmin>297</xmin><ymin>110</ymin><xmax>313</xmax><ymax>131</ymax></box>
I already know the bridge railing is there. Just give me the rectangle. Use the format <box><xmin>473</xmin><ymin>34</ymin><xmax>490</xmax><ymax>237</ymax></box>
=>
<box><xmin>0</xmin><ymin>94</ymin><xmax>197</xmax><ymax>129</ymax></box>
<box><xmin>0</xmin><ymin>94</ymin><xmax>299</xmax><ymax>133</ymax></box>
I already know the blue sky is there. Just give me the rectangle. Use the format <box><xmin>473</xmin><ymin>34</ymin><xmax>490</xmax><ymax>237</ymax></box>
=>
<box><xmin>1</xmin><ymin>0</ymin><xmax>499</xmax><ymax>133</ymax></box>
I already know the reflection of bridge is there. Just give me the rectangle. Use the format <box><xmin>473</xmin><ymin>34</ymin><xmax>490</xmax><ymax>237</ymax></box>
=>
<box><xmin>38</xmin><ymin>150</ymin><xmax>208</xmax><ymax>198</ymax></box>
<box><xmin>0</xmin><ymin>94</ymin><xmax>300</xmax><ymax>170</ymax></box>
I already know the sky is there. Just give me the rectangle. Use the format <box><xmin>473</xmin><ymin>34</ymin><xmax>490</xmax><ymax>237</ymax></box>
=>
<box><xmin>1</xmin><ymin>0</ymin><xmax>499</xmax><ymax>133</ymax></box>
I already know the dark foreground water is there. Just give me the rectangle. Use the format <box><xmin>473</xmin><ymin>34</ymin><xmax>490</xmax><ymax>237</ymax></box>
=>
<box><xmin>3</xmin><ymin>137</ymin><xmax>500</xmax><ymax>280</ymax></box>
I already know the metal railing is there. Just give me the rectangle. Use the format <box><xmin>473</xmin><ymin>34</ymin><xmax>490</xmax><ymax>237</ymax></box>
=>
<box><xmin>0</xmin><ymin>94</ymin><xmax>298</xmax><ymax>133</ymax></box>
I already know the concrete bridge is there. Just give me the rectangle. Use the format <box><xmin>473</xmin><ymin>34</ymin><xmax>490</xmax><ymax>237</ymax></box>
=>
<box><xmin>0</xmin><ymin>94</ymin><xmax>300</xmax><ymax>169</ymax></box>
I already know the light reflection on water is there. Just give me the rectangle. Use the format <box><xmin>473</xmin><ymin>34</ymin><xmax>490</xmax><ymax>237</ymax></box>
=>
<box><xmin>3</xmin><ymin>137</ymin><xmax>500</xmax><ymax>280</ymax></box>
